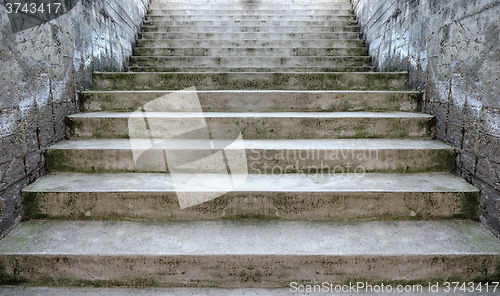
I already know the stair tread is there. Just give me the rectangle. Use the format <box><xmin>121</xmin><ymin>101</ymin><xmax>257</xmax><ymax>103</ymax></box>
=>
<box><xmin>48</xmin><ymin>139</ymin><xmax>453</xmax><ymax>150</ymax></box>
<box><xmin>69</xmin><ymin>111</ymin><xmax>432</xmax><ymax>118</ymax></box>
<box><xmin>24</xmin><ymin>173</ymin><xmax>477</xmax><ymax>193</ymax></box>
<box><xmin>1</xmin><ymin>220</ymin><xmax>498</xmax><ymax>255</ymax></box>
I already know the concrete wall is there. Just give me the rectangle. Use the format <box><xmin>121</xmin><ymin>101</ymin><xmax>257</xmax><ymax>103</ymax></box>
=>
<box><xmin>352</xmin><ymin>0</ymin><xmax>500</xmax><ymax>235</ymax></box>
<box><xmin>0</xmin><ymin>0</ymin><xmax>149</xmax><ymax>237</ymax></box>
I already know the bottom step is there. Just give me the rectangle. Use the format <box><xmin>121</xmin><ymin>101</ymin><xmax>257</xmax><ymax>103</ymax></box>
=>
<box><xmin>0</xmin><ymin>220</ymin><xmax>499</xmax><ymax>287</ymax></box>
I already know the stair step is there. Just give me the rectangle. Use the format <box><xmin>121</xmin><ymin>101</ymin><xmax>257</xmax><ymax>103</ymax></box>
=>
<box><xmin>127</xmin><ymin>66</ymin><xmax>374</xmax><ymax>72</ymax></box>
<box><xmin>92</xmin><ymin>72</ymin><xmax>408</xmax><ymax>91</ymax></box>
<box><xmin>80</xmin><ymin>90</ymin><xmax>421</xmax><ymax>112</ymax></box>
<box><xmin>135</xmin><ymin>39</ymin><xmax>365</xmax><ymax>48</ymax></box>
<box><xmin>139</xmin><ymin>32</ymin><xmax>363</xmax><ymax>40</ymax></box>
<box><xmin>1</xmin><ymin>220</ymin><xmax>498</xmax><ymax>287</ymax></box>
<box><xmin>149</xmin><ymin>4</ymin><xmax>354</xmax><ymax>10</ymax></box>
<box><xmin>129</xmin><ymin>56</ymin><xmax>370</xmax><ymax>68</ymax></box>
<box><xmin>133</xmin><ymin>47</ymin><xmax>369</xmax><ymax>57</ymax></box>
<box><xmin>145</xmin><ymin>15</ymin><xmax>356</xmax><ymax>21</ymax></box>
<box><xmin>46</xmin><ymin>139</ymin><xmax>454</xmax><ymax>173</ymax></box>
<box><xmin>147</xmin><ymin>9</ymin><xmax>355</xmax><ymax>15</ymax></box>
<box><xmin>141</xmin><ymin>25</ymin><xmax>361</xmax><ymax>33</ymax></box>
<box><xmin>143</xmin><ymin>20</ymin><xmax>359</xmax><ymax>26</ymax></box>
<box><xmin>127</xmin><ymin>66</ymin><xmax>374</xmax><ymax>73</ymax></box>
<box><xmin>67</xmin><ymin>112</ymin><xmax>432</xmax><ymax>140</ymax></box>
<box><xmin>23</xmin><ymin>173</ymin><xmax>479</xmax><ymax>221</ymax></box>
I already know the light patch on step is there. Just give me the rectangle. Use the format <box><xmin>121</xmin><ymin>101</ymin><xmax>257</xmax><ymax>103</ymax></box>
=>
<box><xmin>128</xmin><ymin>87</ymin><xmax>248</xmax><ymax>209</ymax></box>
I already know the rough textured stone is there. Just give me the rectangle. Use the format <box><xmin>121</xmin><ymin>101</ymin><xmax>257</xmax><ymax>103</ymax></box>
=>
<box><xmin>352</xmin><ymin>0</ymin><xmax>500</xmax><ymax>236</ymax></box>
<box><xmin>0</xmin><ymin>0</ymin><xmax>149</xmax><ymax>237</ymax></box>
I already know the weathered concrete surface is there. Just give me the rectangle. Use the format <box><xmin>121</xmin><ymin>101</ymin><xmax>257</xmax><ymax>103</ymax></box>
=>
<box><xmin>141</xmin><ymin>25</ymin><xmax>362</xmax><ymax>33</ymax></box>
<box><xmin>146</xmin><ymin>14</ymin><xmax>356</xmax><ymax>20</ymax></box>
<box><xmin>0</xmin><ymin>1</ymin><xmax>149</xmax><ymax>237</ymax></box>
<box><xmin>135</xmin><ymin>38</ymin><xmax>365</xmax><ymax>48</ymax></box>
<box><xmin>149</xmin><ymin>3</ymin><xmax>353</xmax><ymax>10</ymax></box>
<box><xmin>80</xmin><ymin>90</ymin><xmax>421</xmax><ymax>112</ymax></box>
<box><xmin>142</xmin><ymin>20</ymin><xmax>359</xmax><ymax>28</ymax></box>
<box><xmin>67</xmin><ymin>111</ymin><xmax>433</xmax><ymax>139</ymax></box>
<box><xmin>138</xmin><ymin>32</ymin><xmax>363</xmax><ymax>40</ymax></box>
<box><xmin>0</xmin><ymin>220</ymin><xmax>499</xmax><ymax>287</ymax></box>
<box><xmin>45</xmin><ymin>139</ymin><xmax>455</xmax><ymax>173</ymax></box>
<box><xmin>148</xmin><ymin>9</ymin><xmax>354</xmax><ymax>16</ymax></box>
<box><xmin>352</xmin><ymin>0</ymin><xmax>500</xmax><ymax>236</ymax></box>
<box><xmin>92</xmin><ymin>72</ymin><xmax>409</xmax><ymax>91</ymax></box>
<box><xmin>126</xmin><ymin>66</ymin><xmax>374</xmax><ymax>72</ymax></box>
<box><xmin>133</xmin><ymin>46</ymin><xmax>368</xmax><ymax>56</ymax></box>
<box><xmin>21</xmin><ymin>172</ymin><xmax>479</xmax><ymax>221</ymax></box>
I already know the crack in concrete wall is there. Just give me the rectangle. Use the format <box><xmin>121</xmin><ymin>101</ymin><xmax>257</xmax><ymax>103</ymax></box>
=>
<box><xmin>0</xmin><ymin>0</ymin><xmax>149</xmax><ymax>237</ymax></box>
<box><xmin>353</xmin><ymin>0</ymin><xmax>500</xmax><ymax>236</ymax></box>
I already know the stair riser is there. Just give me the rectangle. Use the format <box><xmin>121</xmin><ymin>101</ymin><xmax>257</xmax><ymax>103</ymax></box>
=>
<box><xmin>141</xmin><ymin>26</ymin><xmax>361</xmax><ymax>33</ymax></box>
<box><xmin>23</xmin><ymin>191</ymin><xmax>479</xmax><ymax>221</ymax></box>
<box><xmin>92</xmin><ymin>73</ymin><xmax>409</xmax><ymax>91</ymax></box>
<box><xmin>46</xmin><ymin>148</ymin><xmax>454</xmax><ymax>174</ymax></box>
<box><xmin>135</xmin><ymin>39</ymin><xmax>365</xmax><ymax>48</ymax></box>
<box><xmin>1</xmin><ymin>255</ymin><xmax>497</xmax><ymax>287</ymax></box>
<box><xmin>147</xmin><ymin>9</ymin><xmax>355</xmax><ymax>15</ymax></box>
<box><xmin>80</xmin><ymin>91</ymin><xmax>420</xmax><ymax>113</ymax></box>
<box><xmin>129</xmin><ymin>56</ymin><xmax>371</xmax><ymax>67</ymax></box>
<box><xmin>139</xmin><ymin>32</ymin><xmax>362</xmax><ymax>39</ymax></box>
<box><xmin>144</xmin><ymin>20</ymin><xmax>359</xmax><ymax>26</ymax></box>
<box><xmin>133</xmin><ymin>47</ymin><xmax>369</xmax><ymax>57</ymax></box>
<box><xmin>68</xmin><ymin>116</ymin><xmax>431</xmax><ymax>140</ymax></box>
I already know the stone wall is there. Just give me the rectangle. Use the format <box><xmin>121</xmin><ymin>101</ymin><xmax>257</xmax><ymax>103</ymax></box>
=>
<box><xmin>0</xmin><ymin>0</ymin><xmax>149</xmax><ymax>237</ymax></box>
<box><xmin>352</xmin><ymin>0</ymin><xmax>500</xmax><ymax>235</ymax></box>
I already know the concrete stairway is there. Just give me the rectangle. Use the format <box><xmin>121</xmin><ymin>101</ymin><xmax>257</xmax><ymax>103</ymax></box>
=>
<box><xmin>1</xmin><ymin>0</ymin><xmax>499</xmax><ymax>291</ymax></box>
